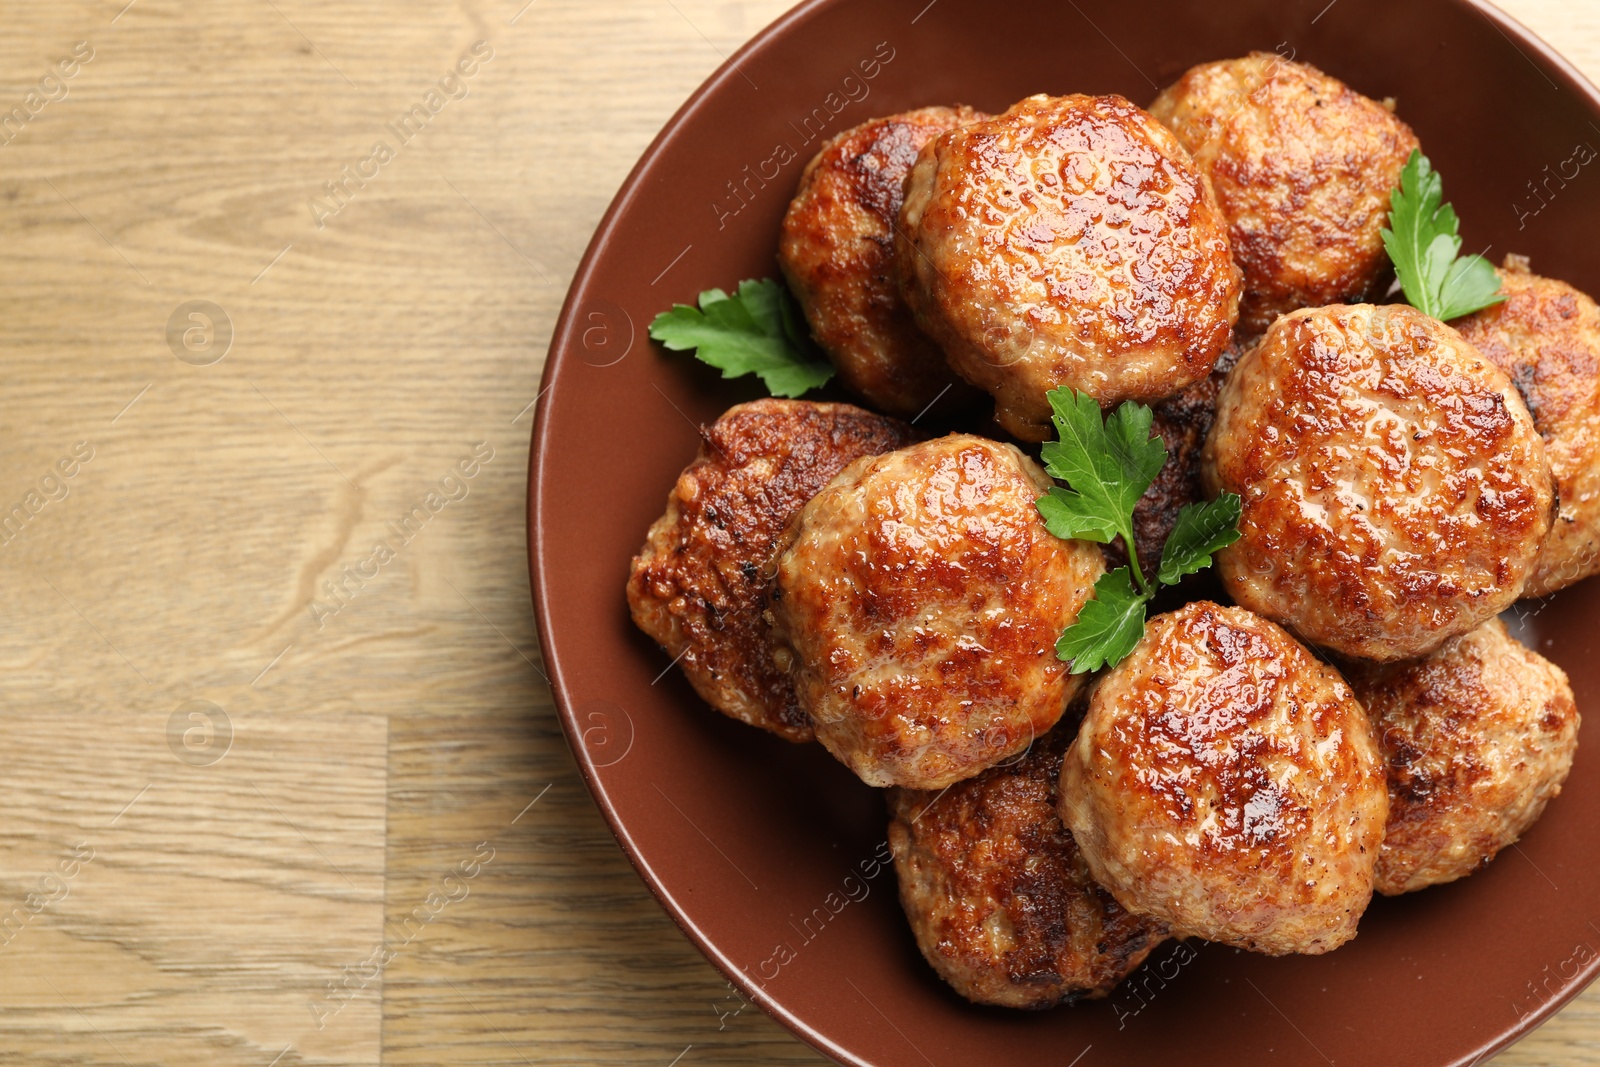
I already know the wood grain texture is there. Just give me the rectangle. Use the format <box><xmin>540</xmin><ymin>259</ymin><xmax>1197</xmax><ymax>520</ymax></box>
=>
<box><xmin>0</xmin><ymin>0</ymin><xmax>1595</xmax><ymax>1064</ymax></box>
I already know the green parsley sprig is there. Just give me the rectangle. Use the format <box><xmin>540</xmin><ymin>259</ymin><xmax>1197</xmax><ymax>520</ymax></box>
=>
<box><xmin>648</xmin><ymin>278</ymin><xmax>834</xmax><ymax>398</ymax></box>
<box><xmin>1035</xmin><ymin>388</ymin><xmax>1242</xmax><ymax>674</ymax></box>
<box><xmin>1381</xmin><ymin>150</ymin><xmax>1506</xmax><ymax>321</ymax></box>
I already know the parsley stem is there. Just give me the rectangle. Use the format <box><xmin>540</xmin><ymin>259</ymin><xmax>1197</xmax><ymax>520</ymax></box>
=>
<box><xmin>1122</xmin><ymin>524</ymin><xmax>1152</xmax><ymax>598</ymax></box>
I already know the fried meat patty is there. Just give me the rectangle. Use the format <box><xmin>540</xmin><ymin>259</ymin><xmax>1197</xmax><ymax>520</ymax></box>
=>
<box><xmin>1455</xmin><ymin>256</ymin><xmax>1600</xmax><ymax>596</ymax></box>
<box><xmin>1346</xmin><ymin>618</ymin><xmax>1579</xmax><ymax>896</ymax></box>
<box><xmin>769</xmin><ymin>434</ymin><xmax>1102</xmax><ymax>786</ymax></box>
<box><xmin>1149</xmin><ymin>52</ymin><xmax>1419</xmax><ymax>333</ymax></box>
<box><xmin>627</xmin><ymin>400</ymin><xmax>918</xmax><ymax>742</ymax></box>
<box><xmin>780</xmin><ymin>107</ymin><xmax>986</xmax><ymax>416</ymax></box>
<box><xmin>896</xmin><ymin>93</ymin><xmax>1241</xmax><ymax>440</ymax></box>
<box><xmin>888</xmin><ymin>723</ymin><xmax>1166</xmax><ymax>1008</ymax></box>
<box><xmin>1060</xmin><ymin>602</ymin><xmax>1386</xmax><ymax>955</ymax></box>
<box><xmin>1204</xmin><ymin>304</ymin><xmax>1553</xmax><ymax>661</ymax></box>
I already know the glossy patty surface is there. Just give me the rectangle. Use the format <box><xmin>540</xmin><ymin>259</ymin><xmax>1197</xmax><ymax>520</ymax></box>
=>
<box><xmin>896</xmin><ymin>93</ymin><xmax>1241</xmax><ymax>440</ymax></box>
<box><xmin>1204</xmin><ymin>304</ymin><xmax>1553</xmax><ymax>661</ymax></box>
<box><xmin>769</xmin><ymin>434</ymin><xmax>1103</xmax><ymax>787</ymax></box>
<box><xmin>1060</xmin><ymin>602</ymin><xmax>1386</xmax><ymax>955</ymax></box>
<box><xmin>1455</xmin><ymin>257</ymin><xmax>1600</xmax><ymax>596</ymax></box>
<box><xmin>780</xmin><ymin>107</ymin><xmax>985</xmax><ymax>416</ymax></box>
<box><xmin>888</xmin><ymin>723</ymin><xmax>1166</xmax><ymax>1008</ymax></box>
<box><xmin>1346</xmin><ymin>619</ymin><xmax>1579</xmax><ymax>896</ymax></box>
<box><xmin>1150</xmin><ymin>52</ymin><xmax>1419</xmax><ymax>333</ymax></box>
<box><xmin>627</xmin><ymin>400</ymin><xmax>918</xmax><ymax>742</ymax></box>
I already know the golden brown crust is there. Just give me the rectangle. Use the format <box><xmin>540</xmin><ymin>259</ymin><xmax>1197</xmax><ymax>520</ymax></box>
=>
<box><xmin>896</xmin><ymin>94</ymin><xmax>1241</xmax><ymax>440</ymax></box>
<box><xmin>1454</xmin><ymin>258</ymin><xmax>1600</xmax><ymax>596</ymax></box>
<box><xmin>1149</xmin><ymin>52</ymin><xmax>1419</xmax><ymax>333</ymax></box>
<box><xmin>1059</xmin><ymin>602</ymin><xmax>1386</xmax><ymax>956</ymax></box>
<box><xmin>887</xmin><ymin>724</ymin><xmax>1167</xmax><ymax>1008</ymax></box>
<box><xmin>780</xmin><ymin>107</ymin><xmax>986</xmax><ymax>416</ymax></box>
<box><xmin>1203</xmin><ymin>304</ymin><xmax>1553</xmax><ymax>661</ymax></box>
<box><xmin>769</xmin><ymin>435</ymin><xmax>1103</xmax><ymax>787</ymax></box>
<box><xmin>627</xmin><ymin>400</ymin><xmax>919</xmax><ymax>742</ymax></box>
<box><xmin>1345</xmin><ymin>619</ymin><xmax>1580</xmax><ymax>896</ymax></box>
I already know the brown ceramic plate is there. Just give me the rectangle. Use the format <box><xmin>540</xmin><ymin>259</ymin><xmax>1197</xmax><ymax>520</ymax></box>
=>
<box><xmin>529</xmin><ymin>1</ymin><xmax>1600</xmax><ymax>1063</ymax></box>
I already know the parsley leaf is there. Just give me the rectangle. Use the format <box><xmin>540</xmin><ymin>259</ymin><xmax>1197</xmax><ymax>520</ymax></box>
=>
<box><xmin>1054</xmin><ymin>568</ymin><xmax>1147</xmax><ymax>674</ymax></box>
<box><xmin>1382</xmin><ymin>151</ymin><xmax>1506</xmax><ymax>321</ymax></box>
<box><xmin>648</xmin><ymin>279</ymin><xmax>835</xmax><ymax>398</ymax></box>
<box><xmin>1036</xmin><ymin>387</ymin><xmax>1241</xmax><ymax>674</ymax></box>
<box><xmin>1157</xmin><ymin>495</ymin><xmax>1243</xmax><ymax>586</ymax></box>
<box><xmin>1036</xmin><ymin>487</ymin><xmax>1120</xmax><ymax>544</ymax></box>
<box><xmin>1037</xmin><ymin>389</ymin><xmax>1167</xmax><ymax>580</ymax></box>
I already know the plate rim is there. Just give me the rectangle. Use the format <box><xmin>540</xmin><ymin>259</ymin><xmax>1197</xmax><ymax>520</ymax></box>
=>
<box><xmin>527</xmin><ymin>2</ymin><xmax>1600</xmax><ymax>1063</ymax></box>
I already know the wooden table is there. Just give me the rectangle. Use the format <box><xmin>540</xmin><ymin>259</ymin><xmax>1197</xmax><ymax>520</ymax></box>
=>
<box><xmin>0</xmin><ymin>1</ymin><xmax>1596</xmax><ymax>1063</ymax></box>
